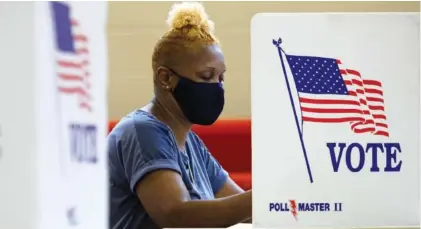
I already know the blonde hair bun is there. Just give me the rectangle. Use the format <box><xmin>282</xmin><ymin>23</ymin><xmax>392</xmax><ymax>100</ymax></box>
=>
<box><xmin>166</xmin><ymin>2</ymin><xmax>215</xmax><ymax>33</ymax></box>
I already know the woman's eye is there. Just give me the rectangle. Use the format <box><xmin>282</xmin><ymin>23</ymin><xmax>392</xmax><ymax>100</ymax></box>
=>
<box><xmin>200</xmin><ymin>73</ymin><xmax>224</xmax><ymax>82</ymax></box>
<box><xmin>200</xmin><ymin>72</ymin><xmax>213</xmax><ymax>81</ymax></box>
<box><xmin>202</xmin><ymin>76</ymin><xmax>213</xmax><ymax>81</ymax></box>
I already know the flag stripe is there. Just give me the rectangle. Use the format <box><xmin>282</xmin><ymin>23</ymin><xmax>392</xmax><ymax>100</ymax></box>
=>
<box><xmin>300</xmin><ymin>97</ymin><xmax>360</xmax><ymax>105</ymax></box>
<box><xmin>303</xmin><ymin>117</ymin><xmax>364</xmax><ymax>123</ymax></box>
<box><xmin>302</xmin><ymin>107</ymin><xmax>364</xmax><ymax>114</ymax></box>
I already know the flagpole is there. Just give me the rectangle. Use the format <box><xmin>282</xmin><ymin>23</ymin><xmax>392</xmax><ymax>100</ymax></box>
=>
<box><xmin>272</xmin><ymin>38</ymin><xmax>314</xmax><ymax>183</ymax></box>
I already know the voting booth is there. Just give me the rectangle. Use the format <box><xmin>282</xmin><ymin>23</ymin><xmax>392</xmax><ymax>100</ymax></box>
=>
<box><xmin>0</xmin><ymin>2</ymin><xmax>108</xmax><ymax>229</ymax></box>
<box><xmin>251</xmin><ymin>13</ymin><xmax>420</xmax><ymax>228</ymax></box>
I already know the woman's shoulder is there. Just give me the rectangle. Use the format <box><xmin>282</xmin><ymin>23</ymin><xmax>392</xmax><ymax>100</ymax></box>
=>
<box><xmin>110</xmin><ymin>109</ymin><xmax>173</xmax><ymax>143</ymax></box>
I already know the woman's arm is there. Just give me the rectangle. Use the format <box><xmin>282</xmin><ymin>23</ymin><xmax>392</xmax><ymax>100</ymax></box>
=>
<box><xmin>215</xmin><ymin>177</ymin><xmax>252</xmax><ymax>223</ymax></box>
<box><xmin>136</xmin><ymin>169</ymin><xmax>252</xmax><ymax>228</ymax></box>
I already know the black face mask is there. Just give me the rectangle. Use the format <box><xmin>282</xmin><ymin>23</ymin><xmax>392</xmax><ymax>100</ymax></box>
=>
<box><xmin>170</xmin><ymin>69</ymin><xmax>225</xmax><ymax>125</ymax></box>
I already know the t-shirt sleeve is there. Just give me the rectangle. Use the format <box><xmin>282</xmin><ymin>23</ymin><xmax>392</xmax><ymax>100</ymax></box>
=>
<box><xmin>197</xmin><ymin>137</ymin><xmax>229</xmax><ymax>194</ymax></box>
<box><xmin>119</xmin><ymin>119</ymin><xmax>181</xmax><ymax>193</ymax></box>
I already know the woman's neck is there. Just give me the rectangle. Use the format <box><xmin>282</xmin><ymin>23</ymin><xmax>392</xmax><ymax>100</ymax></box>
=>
<box><xmin>144</xmin><ymin>99</ymin><xmax>191</xmax><ymax>150</ymax></box>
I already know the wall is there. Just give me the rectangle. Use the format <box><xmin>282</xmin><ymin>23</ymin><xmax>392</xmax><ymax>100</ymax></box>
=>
<box><xmin>107</xmin><ymin>1</ymin><xmax>419</xmax><ymax>119</ymax></box>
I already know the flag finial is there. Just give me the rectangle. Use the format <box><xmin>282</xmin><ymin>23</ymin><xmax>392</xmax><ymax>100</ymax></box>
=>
<box><xmin>272</xmin><ymin>37</ymin><xmax>283</xmax><ymax>47</ymax></box>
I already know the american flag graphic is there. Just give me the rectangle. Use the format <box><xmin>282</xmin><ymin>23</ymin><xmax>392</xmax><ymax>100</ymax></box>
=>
<box><xmin>51</xmin><ymin>2</ymin><xmax>92</xmax><ymax>112</ymax></box>
<box><xmin>286</xmin><ymin>55</ymin><xmax>389</xmax><ymax>137</ymax></box>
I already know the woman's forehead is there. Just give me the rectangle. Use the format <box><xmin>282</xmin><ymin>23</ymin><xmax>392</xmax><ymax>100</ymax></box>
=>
<box><xmin>191</xmin><ymin>45</ymin><xmax>226</xmax><ymax>70</ymax></box>
<box><xmin>170</xmin><ymin>44</ymin><xmax>225</xmax><ymax>76</ymax></box>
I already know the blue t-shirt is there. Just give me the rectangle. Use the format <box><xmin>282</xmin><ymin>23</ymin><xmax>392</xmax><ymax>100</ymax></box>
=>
<box><xmin>108</xmin><ymin>110</ymin><xmax>229</xmax><ymax>229</ymax></box>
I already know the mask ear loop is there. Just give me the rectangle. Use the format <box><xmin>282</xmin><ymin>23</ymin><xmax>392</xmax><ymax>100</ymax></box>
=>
<box><xmin>163</xmin><ymin>66</ymin><xmax>180</xmax><ymax>77</ymax></box>
<box><xmin>164</xmin><ymin>66</ymin><xmax>194</xmax><ymax>82</ymax></box>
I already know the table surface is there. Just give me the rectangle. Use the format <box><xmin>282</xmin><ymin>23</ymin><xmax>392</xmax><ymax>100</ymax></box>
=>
<box><xmin>229</xmin><ymin>223</ymin><xmax>252</xmax><ymax>229</ymax></box>
<box><xmin>228</xmin><ymin>225</ymin><xmax>420</xmax><ymax>229</ymax></box>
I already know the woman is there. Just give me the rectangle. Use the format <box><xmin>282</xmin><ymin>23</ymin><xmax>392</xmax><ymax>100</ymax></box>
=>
<box><xmin>108</xmin><ymin>2</ymin><xmax>252</xmax><ymax>229</ymax></box>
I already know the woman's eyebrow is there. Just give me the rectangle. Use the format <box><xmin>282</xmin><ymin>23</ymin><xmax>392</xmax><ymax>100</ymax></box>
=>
<box><xmin>200</xmin><ymin>67</ymin><xmax>216</xmax><ymax>72</ymax></box>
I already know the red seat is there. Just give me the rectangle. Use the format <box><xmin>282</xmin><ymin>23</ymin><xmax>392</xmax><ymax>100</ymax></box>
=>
<box><xmin>109</xmin><ymin>119</ymin><xmax>252</xmax><ymax>190</ymax></box>
<box><xmin>192</xmin><ymin>119</ymin><xmax>251</xmax><ymax>190</ymax></box>
<box><xmin>109</xmin><ymin>120</ymin><xmax>119</xmax><ymax>133</ymax></box>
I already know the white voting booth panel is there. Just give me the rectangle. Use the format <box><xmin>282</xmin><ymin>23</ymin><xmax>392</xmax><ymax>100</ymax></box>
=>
<box><xmin>251</xmin><ymin>13</ymin><xmax>420</xmax><ymax>228</ymax></box>
<box><xmin>0</xmin><ymin>2</ymin><xmax>108</xmax><ymax>229</ymax></box>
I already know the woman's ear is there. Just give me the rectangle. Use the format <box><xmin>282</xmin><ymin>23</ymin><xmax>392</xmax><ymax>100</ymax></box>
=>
<box><xmin>155</xmin><ymin>66</ymin><xmax>173</xmax><ymax>91</ymax></box>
